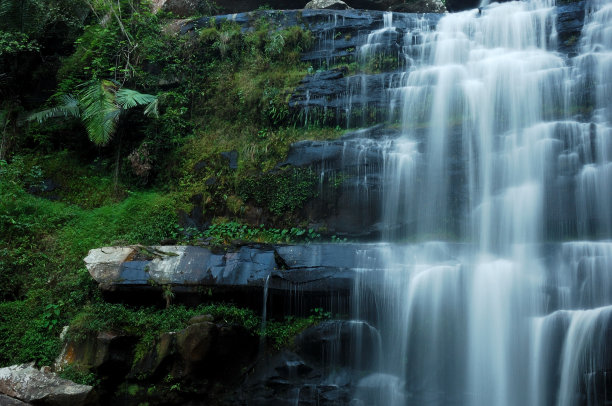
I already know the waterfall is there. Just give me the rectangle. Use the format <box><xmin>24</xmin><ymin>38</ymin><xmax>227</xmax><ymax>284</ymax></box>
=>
<box><xmin>313</xmin><ymin>0</ymin><xmax>612</xmax><ymax>404</ymax></box>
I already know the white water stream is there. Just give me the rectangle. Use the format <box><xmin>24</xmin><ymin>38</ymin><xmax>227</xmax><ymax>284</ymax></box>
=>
<box><xmin>339</xmin><ymin>0</ymin><xmax>612</xmax><ymax>405</ymax></box>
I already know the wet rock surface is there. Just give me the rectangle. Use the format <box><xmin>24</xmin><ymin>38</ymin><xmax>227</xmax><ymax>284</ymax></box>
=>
<box><xmin>85</xmin><ymin>244</ymin><xmax>373</xmax><ymax>292</ymax></box>
<box><xmin>85</xmin><ymin>244</ymin><xmax>381</xmax><ymax>312</ymax></box>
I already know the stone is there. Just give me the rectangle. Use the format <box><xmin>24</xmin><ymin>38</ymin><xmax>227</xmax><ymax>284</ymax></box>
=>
<box><xmin>152</xmin><ymin>0</ymin><xmax>213</xmax><ymax>17</ymax></box>
<box><xmin>444</xmin><ymin>0</ymin><xmax>479</xmax><ymax>11</ymax></box>
<box><xmin>0</xmin><ymin>394</ymin><xmax>31</xmax><ymax>405</ymax></box>
<box><xmin>0</xmin><ymin>364</ymin><xmax>94</xmax><ymax>406</ymax></box>
<box><xmin>193</xmin><ymin>160</ymin><xmax>207</xmax><ymax>172</ymax></box>
<box><xmin>220</xmin><ymin>150</ymin><xmax>238</xmax><ymax>170</ymax></box>
<box><xmin>130</xmin><ymin>332</ymin><xmax>177</xmax><ymax>379</ymax></box>
<box><xmin>388</xmin><ymin>0</ymin><xmax>445</xmax><ymax>13</ymax></box>
<box><xmin>84</xmin><ymin>246</ymin><xmax>136</xmax><ymax>286</ymax></box>
<box><xmin>55</xmin><ymin>331</ymin><xmax>137</xmax><ymax>384</ymax></box>
<box><xmin>175</xmin><ymin>321</ymin><xmax>217</xmax><ymax>375</ymax></box>
<box><xmin>304</xmin><ymin>0</ymin><xmax>352</xmax><ymax>10</ymax></box>
<box><xmin>188</xmin><ymin>314</ymin><xmax>214</xmax><ymax>324</ymax></box>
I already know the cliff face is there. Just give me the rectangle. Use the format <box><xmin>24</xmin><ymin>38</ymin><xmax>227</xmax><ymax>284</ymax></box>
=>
<box><xmin>177</xmin><ymin>3</ymin><xmax>586</xmax><ymax>239</ymax></box>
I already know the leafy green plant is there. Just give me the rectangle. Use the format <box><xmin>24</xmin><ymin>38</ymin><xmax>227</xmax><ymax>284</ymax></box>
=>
<box><xmin>29</xmin><ymin>80</ymin><xmax>158</xmax><ymax>146</ymax></box>
<box><xmin>58</xmin><ymin>364</ymin><xmax>99</xmax><ymax>386</ymax></box>
<box><xmin>41</xmin><ymin>301</ymin><xmax>64</xmax><ymax>331</ymax></box>
<box><xmin>201</xmin><ymin>220</ymin><xmax>321</xmax><ymax>245</ymax></box>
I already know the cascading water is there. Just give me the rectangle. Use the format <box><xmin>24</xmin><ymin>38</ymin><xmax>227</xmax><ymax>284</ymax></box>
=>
<box><xmin>306</xmin><ymin>0</ymin><xmax>612</xmax><ymax>405</ymax></box>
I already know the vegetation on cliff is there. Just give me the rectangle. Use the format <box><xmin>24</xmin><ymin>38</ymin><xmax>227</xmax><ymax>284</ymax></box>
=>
<box><xmin>0</xmin><ymin>0</ymin><xmax>342</xmax><ymax>379</ymax></box>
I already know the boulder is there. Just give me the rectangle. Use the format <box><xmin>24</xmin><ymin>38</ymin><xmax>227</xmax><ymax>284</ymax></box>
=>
<box><xmin>130</xmin><ymin>332</ymin><xmax>177</xmax><ymax>379</ymax></box>
<box><xmin>55</xmin><ymin>331</ymin><xmax>137</xmax><ymax>378</ymax></box>
<box><xmin>304</xmin><ymin>0</ymin><xmax>352</xmax><ymax>10</ymax></box>
<box><xmin>85</xmin><ymin>244</ymin><xmax>362</xmax><ymax>292</ymax></box>
<box><xmin>0</xmin><ymin>364</ymin><xmax>94</xmax><ymax>406</ymax></box>
<box><xmin>131</xmin><ymin>321</ymin><xmax>257</xmax><ymax>381</ymax></box>
<box><xmin>237</xmin><ymin>350</ymin><xmax>354</xmax><ymax>405</ymax></box>
<box><xmin>175</xmin><ymin>321</ymin><xmax>217</xmax><ymax>375</ymax></box>
<box><xmin>188</xmin><ymin>314</ymin><xmax>214</xmax><ymax>325</ymax></box>
<box><xmin>0</xmin><ymin>394</ymin><xmax>31</xmax><ymax>405</ymax></box>
<box><xmin>388</xmin><ymin>0</ymin><xmax>445</xmax><ymax>13</ymax></box>
<box><xmin>152</xmin><ymin>0</ymin><xmax>215</xmax><ymax>17</ymax></box>
<box><xmin>82</xmin><ymin>247</ymin><xmax>135</xmax><ymax>287</ymax></box>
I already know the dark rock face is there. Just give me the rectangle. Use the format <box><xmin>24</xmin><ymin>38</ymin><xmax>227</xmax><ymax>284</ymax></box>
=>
<box><xmin>389</xmin><ymin>0</ymin><xmax>445</xmax><ymax>13</ymax></box>
<box><xmin>280</xmin><ymin>126</ymin><xmax>404</xmax><ymax>238</ymax></box>
<box><xmin>234</xmin><ymin>319</ymin><xmax>385</xmax><ymax>405</ymax></box>
<box><xmin>295</xmin><ymin>320</ymin><xmax>382</xmax><ymax>369</ymax></box>
<box><xmin>444</xmin><ymin>0</ymin><xmax>479</xmax><ymax>12</ymax></box>
<box><xmin>237</xmin><ymin>350</ymin><xmax>354</xmax><ymax>406</ymax></box>
<box><xmin>56</xmin><ymin>332</ymin><xmax>137</xmax><ymax>379</ymax></box>
<box><xmin>556</xmin><ymin>1</ymin><xmax>586</xmax><ymax>57</ymax></box>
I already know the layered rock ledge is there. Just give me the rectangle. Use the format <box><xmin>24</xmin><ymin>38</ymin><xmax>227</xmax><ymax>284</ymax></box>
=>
<box><xmin>85</xmin><ymin>244</ymin><xmax>389</xmax><ymax>313</ymax></box>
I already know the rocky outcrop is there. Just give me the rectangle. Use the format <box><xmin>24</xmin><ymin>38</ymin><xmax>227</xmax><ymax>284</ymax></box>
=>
<box><xmin>557</xmin><ymin>1</ymin><xmax>586</xmax><ymax>57</ymax></box>
<box><xmin>152</xmin><ymin>0</ymin><xmax>217</xmax><ymax>16</ymax></box>
<box><xmin>0</xmin><ymin>364</ymin><xmax>94</xmax><ymax>406</ymax></box>
<box><xmin>55</xmin><ymin>331</ymin><xmax>137</xmax><ymax>380</ymax></box>
<box><xmin>0</xmin><ymin>394</ymin><xmax>31</xmax><ymax>406</ymax></box>
<box><xmin>305</xmin><ymin>0</ymin><xmax>352</xmax><ymax>9</ymax></box>
<box><xmin>84</xmin><ymin>244</ymin><xmax>369</xmax><ymax>312</ymax></box>
<box><xmin>85</xmin><ymin>244</ymin><xmax>361</xmax><ymax>291</ymax></box>
<box><xmin>234</xmin><ymin>319</ymin><xmax>383</xmax><ymax>405</ymax></box>
<box><xmin>388</xmin><ymin>0</ymin><xmax>446</xmax><ymax>13</ymax></box>
<box><xmin>57</xmin><ymin>317</ymin><xmax>257</xmax><ymax>405</ymax></box>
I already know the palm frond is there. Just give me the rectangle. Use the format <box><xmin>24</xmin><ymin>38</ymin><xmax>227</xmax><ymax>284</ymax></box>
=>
<box><xmin>28</xmin><ymin>95</ymin><xmax>80</xmax><ymax>123</ymax></box>
<box><xmin>116</xmin><ymin>88</ymin><xmax>157</xmax><ymax>110</ymax></box>
<box><xmin>79</xmin><ymin>79</ymin><xmax>119</xmax><ymax>146</ymax></box>
<box><xmin>143</xmin><ymin>98</ymin><xmax>159</xmax><ymax>118</ymax></box>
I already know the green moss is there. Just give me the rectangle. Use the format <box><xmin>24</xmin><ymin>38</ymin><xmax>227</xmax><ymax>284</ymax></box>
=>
<box><xmin>238</xmin><ymin>167</ymin><xmax>318</xmax><ymax>215</ymax></box>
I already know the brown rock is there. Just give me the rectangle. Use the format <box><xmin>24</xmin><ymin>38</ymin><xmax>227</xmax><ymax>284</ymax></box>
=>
<box><xmin>176</xmin><ymin>322</ymin><xmax>217</xmax><ymax>363</ymax></box>
<box><xmin>188</xmin><ymin>314</ymin><xmax>215</xmax><ymax>325</ymax></box>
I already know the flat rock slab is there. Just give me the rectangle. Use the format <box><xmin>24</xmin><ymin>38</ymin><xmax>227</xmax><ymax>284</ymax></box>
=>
<box><xmin>84</xmin><ymin>244</ymin><xmax>401</xmax><ymax>294</ymax></box>
<box><xmin>0</xmin><ymin>364</ymin><xmax>93</xmax><ymax>406</ymax></box>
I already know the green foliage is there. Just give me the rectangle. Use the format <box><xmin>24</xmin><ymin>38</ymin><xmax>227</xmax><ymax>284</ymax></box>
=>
<box><xmin>58</xmin><ymin>191</ymin><xmax>178</xmax><ymax>261</ymax></box>
<box><xmin>69</xmin><ymin>302</ymin><xmax>260</xmax><ymax>362</ymax></box>
<box><xmin>238</xmin><ymin>168</ymin><xmax>318</xmax><ymax>215</ymax></box>
<box><xmin>263</xmin><ymin>307</ymin><xmax>332</xmax><ymax>350</ymax></box>
<box><xmin>70</xmin><ymin>303</ymin><xmax>212</xmax><ymax>338</ymax></box>
<box><xmin>30</xmin><ymin>80</ymin><xmax>158</xmax><ymax>146</ymax></box>
<box><xmin>0</xmin><ymin>300</ymin><xmax>62</xmax><ymax>366</ymax></box>
<box><xmin>0</xmin><ymin>0</ymin><xmax>347</xmax><ymax>374</ymax></box>
<box><xmin>69</xmin><ymin>301</ymin><xmax>331</xmax><ymax>357</ymax></box>
<box><xmin>0</xmin><ymin>154</ymin><xmax>179</xmax><ymax>367</ymax></box>
<box><xmin>201</xmin><ymin>220</ymin><xmax>321</xmax><ymax>245</ymax></box>
<box><xmin>0</xmin><ymin>31</ymin><xmax>39</xmax><ymax>55</ymax></box>
<box><xmin>58</xmin><ymin>364</ymin><xmax>99</xmax><ymax>386</ymax></box>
